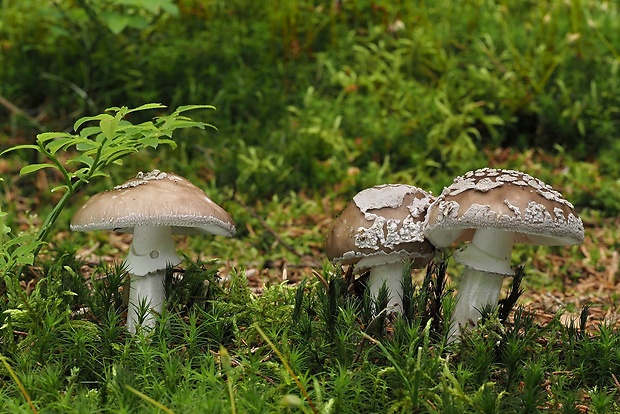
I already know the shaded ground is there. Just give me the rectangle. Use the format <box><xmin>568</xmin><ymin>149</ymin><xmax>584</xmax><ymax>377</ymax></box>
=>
<box><xmin>525</xmin><ymin>215</ymin><xmax>620</xmax><ymax>331</ymax></box>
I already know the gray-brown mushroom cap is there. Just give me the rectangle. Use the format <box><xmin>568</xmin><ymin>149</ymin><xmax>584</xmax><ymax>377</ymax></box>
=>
<box><xmin>424</xmin><ymin>168</ymin><xmax>584</xmax><ymax>249</ymax></box>
<box><xmin>70</xmin><ymin>170</ymin><xmax>235</xmax><ymax>237</ymax></box>
<box><xmin>326</xmin><ymin>184</ymin><xmax>436</xmax><ymax>271</ymax></box>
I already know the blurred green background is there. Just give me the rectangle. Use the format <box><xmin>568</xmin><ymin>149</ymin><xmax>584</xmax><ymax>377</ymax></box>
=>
<box><xmin>1</xmin><ymin>0</ymin><xmax>619</xmax><ymax>228</ymax></box>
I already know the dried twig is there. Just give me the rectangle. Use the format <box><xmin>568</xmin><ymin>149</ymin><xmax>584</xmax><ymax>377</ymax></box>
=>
<box><xmin>0</xmin><ymin>94</ymin><xmax>44</xmax><ymax>131</ymax></box>
<box><xmin>235</xmin><ymin>196</ymin><xmax>304</xmax><ymax>258</ymax></box>
<box><xmin>612</xmin><ymin>373</ymin><xmax>620</xmax><ymax>393</ymax></box>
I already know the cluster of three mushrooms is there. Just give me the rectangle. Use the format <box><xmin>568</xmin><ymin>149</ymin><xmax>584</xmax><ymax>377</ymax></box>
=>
<box><xmin>326</xmin><ymin>168</ymin><xmax>584</xmax><ymax>338</ymax></box>
<box><xmin>71</xmin><ymin>170</ymin><xmax>235</xmax><ymax>334</ymax></box>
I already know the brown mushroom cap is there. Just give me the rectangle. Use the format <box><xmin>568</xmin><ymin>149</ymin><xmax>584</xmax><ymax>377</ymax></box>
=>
<box><xmin>326</xmin><ymin>184</ymin><xmax>436</xmax><ymax>271</ymax></box>
<box><xmin>71</xmin><ymin>170</ymin><xmax>235</xmax><ymax>237</ymax></box>
<box><xmin>424</xmin><ymin>168</ymin><xmax>584</xmax><ymax>248</ymax></box>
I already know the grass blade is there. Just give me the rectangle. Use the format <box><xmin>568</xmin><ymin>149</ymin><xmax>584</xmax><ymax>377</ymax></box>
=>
<box><xmin>125</xmin><ymin>385</ymin><xmax>176</xmax><ymax>414</ymax></box>
<box><xmin>220</xmin><ymin>346</ymin><xmax>237</xmax><ymax>414</ymax></box>
<box><xmin>0</xmin><ymin>354</ymin><xmax>38</xmax><ymax>414</ymax></box>
<box><xmin>254</xmin><ymin>324</ymin><xmax>318</xmax><ymax>414</ymax></box>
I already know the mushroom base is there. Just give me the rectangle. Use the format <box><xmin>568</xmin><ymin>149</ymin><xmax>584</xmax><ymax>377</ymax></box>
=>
<box><xmin>126</xmin><ymin>270</ymin><xmax>166</xmax><ymax>334</ymax></box>
<box><xmin>449</xmin><ymin>266</ymin><xmax>505</xmax><ymax>341</ymax></box>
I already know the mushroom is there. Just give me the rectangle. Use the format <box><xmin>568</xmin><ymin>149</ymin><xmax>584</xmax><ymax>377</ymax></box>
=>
<box><xmin>424</xmin><ymin>168</ymin><xmax>584</xmax><ymax>339</ymax></box>
<box><xmin>71</xmin><ymin>170</ymin><xmax>235</xmax><ymax>333</ymax></box>
<box><xmin>326</xmin><ymin>184</ymin><xmax>436</xmax><ymax>313</ymax></box>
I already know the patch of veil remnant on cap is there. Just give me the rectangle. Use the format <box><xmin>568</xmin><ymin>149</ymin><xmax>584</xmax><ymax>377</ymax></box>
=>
<box><xmin>424</xmin><ymin>168</ymin><xmax>585</xmax><ymax>248</ymax></box>
<box><xmin>326</xmin><ymin>184</ymin><xmax>436</xmax><ymax>270</ymax></box>
<box><xmin>114</xmin><ymin>170</ymin><xmax>169</xmax><ymax>190</ymax></box>
<box><xmin>352</xmin><ymin>184</ymin><xmax>434</xmax><ymax>250</ymax></box>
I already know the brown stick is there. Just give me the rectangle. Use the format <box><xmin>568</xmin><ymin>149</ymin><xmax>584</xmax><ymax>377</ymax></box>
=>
<box><xmin>235</xmin><ymin>195</ymin><xmax>304</xmax><ymax>259</ymax></box>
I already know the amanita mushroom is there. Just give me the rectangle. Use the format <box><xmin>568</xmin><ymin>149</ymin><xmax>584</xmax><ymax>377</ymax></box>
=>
<box><xmin>71</xmin><ymin>170</ymin><xmax>235</xmax><ymax>333</ymax></box>
<box><xmin>424</xmin><ymin>168</ymin><xmax>584</xmax><ymax>339</ymax></box>
<box><xmin>326</xmin><ymin>184</ymin><xmax>436</xmax><ymax>313</ymax></box>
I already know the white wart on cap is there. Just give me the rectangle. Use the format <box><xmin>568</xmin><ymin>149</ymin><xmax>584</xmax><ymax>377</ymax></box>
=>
<box><xmin>425</xmin><ymin>167</ymin><xmax>584</xmax><ymax>275</ymax></box>
<box><xmin>326</xmin><ymin>184</ymin><xmax>436</xmax><ymax>312</ymax></box>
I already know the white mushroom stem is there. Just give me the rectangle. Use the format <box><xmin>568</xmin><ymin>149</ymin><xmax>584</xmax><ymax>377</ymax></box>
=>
<box><xmin>126</xmin><ymin>272</ymin><xmax>167</xmax><ymax>334</ymax></box>
<box><xmin>364</xmin><ymin>261</ymin><xmax>407</xmax><ymax>314</ymax></box>
<box><xmin>449</xmin><ymin>267</ymin><xmax>505</xmax><ymax>339</ymax></box>
<box><xmin>449</xmin><ymin>227</ymin><xmax>515</xmax><ymax>340</ymax></box>
<box><xmin>125</xmin><ymin>225</ymin><xmax>182</xmax><ymax>334</ymax></box>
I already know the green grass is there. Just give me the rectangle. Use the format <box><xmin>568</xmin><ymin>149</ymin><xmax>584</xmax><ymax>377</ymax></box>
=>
<box><xmin>0</xmin><ymin>259</ymin><xmax>618</xmax><ymax>412</ymax></box>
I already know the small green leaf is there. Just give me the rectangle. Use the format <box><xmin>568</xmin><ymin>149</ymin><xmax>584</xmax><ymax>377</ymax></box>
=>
<box><xmin>13</xmin><ymin>242</ymin><xmax>44</xmax><ymax>265</ymax></box>
<box><xmin>125</xmin><ymin>103</ymin><xmax>166</xmax><ymax>114</ymax></box>
<box><xmin>71</xmin><ymin>167</ymin><xmax>92</xmax><ymax>181</ymax></box>
<box><xmin>79</xmin><ymin>126</ymin><xmax>102</xmax><ymax>139</ymax></box>
<box><xmin>145</xmin><ymin>138</ymin><xmax>176</xmax><ymax>149</ymax></box>
<box><xmin>105</xmin><ymin>106</ymin><xmax>129</xmax><ymax>118</ymax></box>
<box><xmin>103</xmin><ymin>148</ymin><xmax>140</xmax><ymax>165</ymax></box>
<box><xmin>173</xmin><ymin>120</ymin><xmax>214</xmax><ymax>130</ymax></box>
<box><xmin>37</xmin><ymin>132</ymin><xmax>72</xmax><ymax>143</ymax></box>
<box><xmin>88</xmin><ymin>171</ymin><xmax>109</xmax><ymax>179</ymax></box>
<box><xmin>20</xmin><ymin>163</ymin><xmax>58</xmax><ymax>175</ymax></box>
<box><xmin>15</xmin><ymin>253</ymin><xmax>35</xmax><ymax>265</ymax></box>
<box><xmin>140</xmin><ymin>137</ymin><xmax>160</xmax><ymax>148</ymax></box>
<box><xmin>45</xmin><ymin>137</ymin><xmax>79</xmax><ymax>154</ymax></box>
<box><xmin>50</xmin><ymin>184</ymin><xmax>70</xmax><ymax>193</ymax></box>
<box><xmin>117</xmin><ymin>124</ymin><xmax>156</xmax><ymax>140</ymax></box>
<box><xmin>101</xmin><ymin>11</ymin><xmax>130</xmax><ymax>35</ymax></box>
<box><xmin>0</xmin><ymin>145</ymin><xmax>41</xmax><ymax>156</ymax></box>
<box><xmin>74</xmin><ymin>114</ymin><xmax>113</xmax><ymax>132</ymax></box>
<box><xmin>159</xmin><ymin>138</ymin><xmax>176</xmax><ymax>146</ymax></box>
<box><xmin>172</xmin><ymin>104</ymin><xmax>216</xmax><ymax>114</ymax></box>
<box><xmin>100</xmin><ymin>117</ymin><xmax>117</xmax><ymax>140</ymax></box>
<box><xmin>159</xmin><ymin>1</ymin><xmax>179</xmax><ymax>16</ymax></box>
<box><xmin>75</xmin><ymin>140</ymin><xmax>99</xmax><ymax>151</ymax></box>
<box><xmin>68</xmin><ymin>154</ymin><xmax>95</xmax><ymax>167</ymax></box>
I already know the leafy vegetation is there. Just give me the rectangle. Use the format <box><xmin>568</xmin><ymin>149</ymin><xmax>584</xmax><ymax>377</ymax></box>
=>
<box><xmin>0</xmin><ymin>0</ymin><xmax>619</xmax><ymax>412</ymax></box>
<box><xmin>3</xmin><ymin>0</ymin><xmax>619</xmax><ymax>202</ymax></box>
<box><xmin>0</xmin><ymin>255</ymin><xmax>618</xmax><ymax>412</ymax></box>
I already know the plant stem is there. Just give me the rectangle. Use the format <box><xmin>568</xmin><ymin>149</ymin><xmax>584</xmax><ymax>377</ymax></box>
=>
<box><xmin>0</xmin><ymin>355</ymin><xmax>38</xmax><ymax>414</ymax></box>
<box><xmin>255</xmin><ymin>324</ymin><xmax>318</xmax><ymax>414</ymax></box>
<box><xmin>35</xmin><ymin>188</ymin><xmax>75</xmax><ymax>253</ymax></box>
<box><xmin>25</xmin><ymin>137</ymin><xmax>98</xmax><ymax>270</ymax></box>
